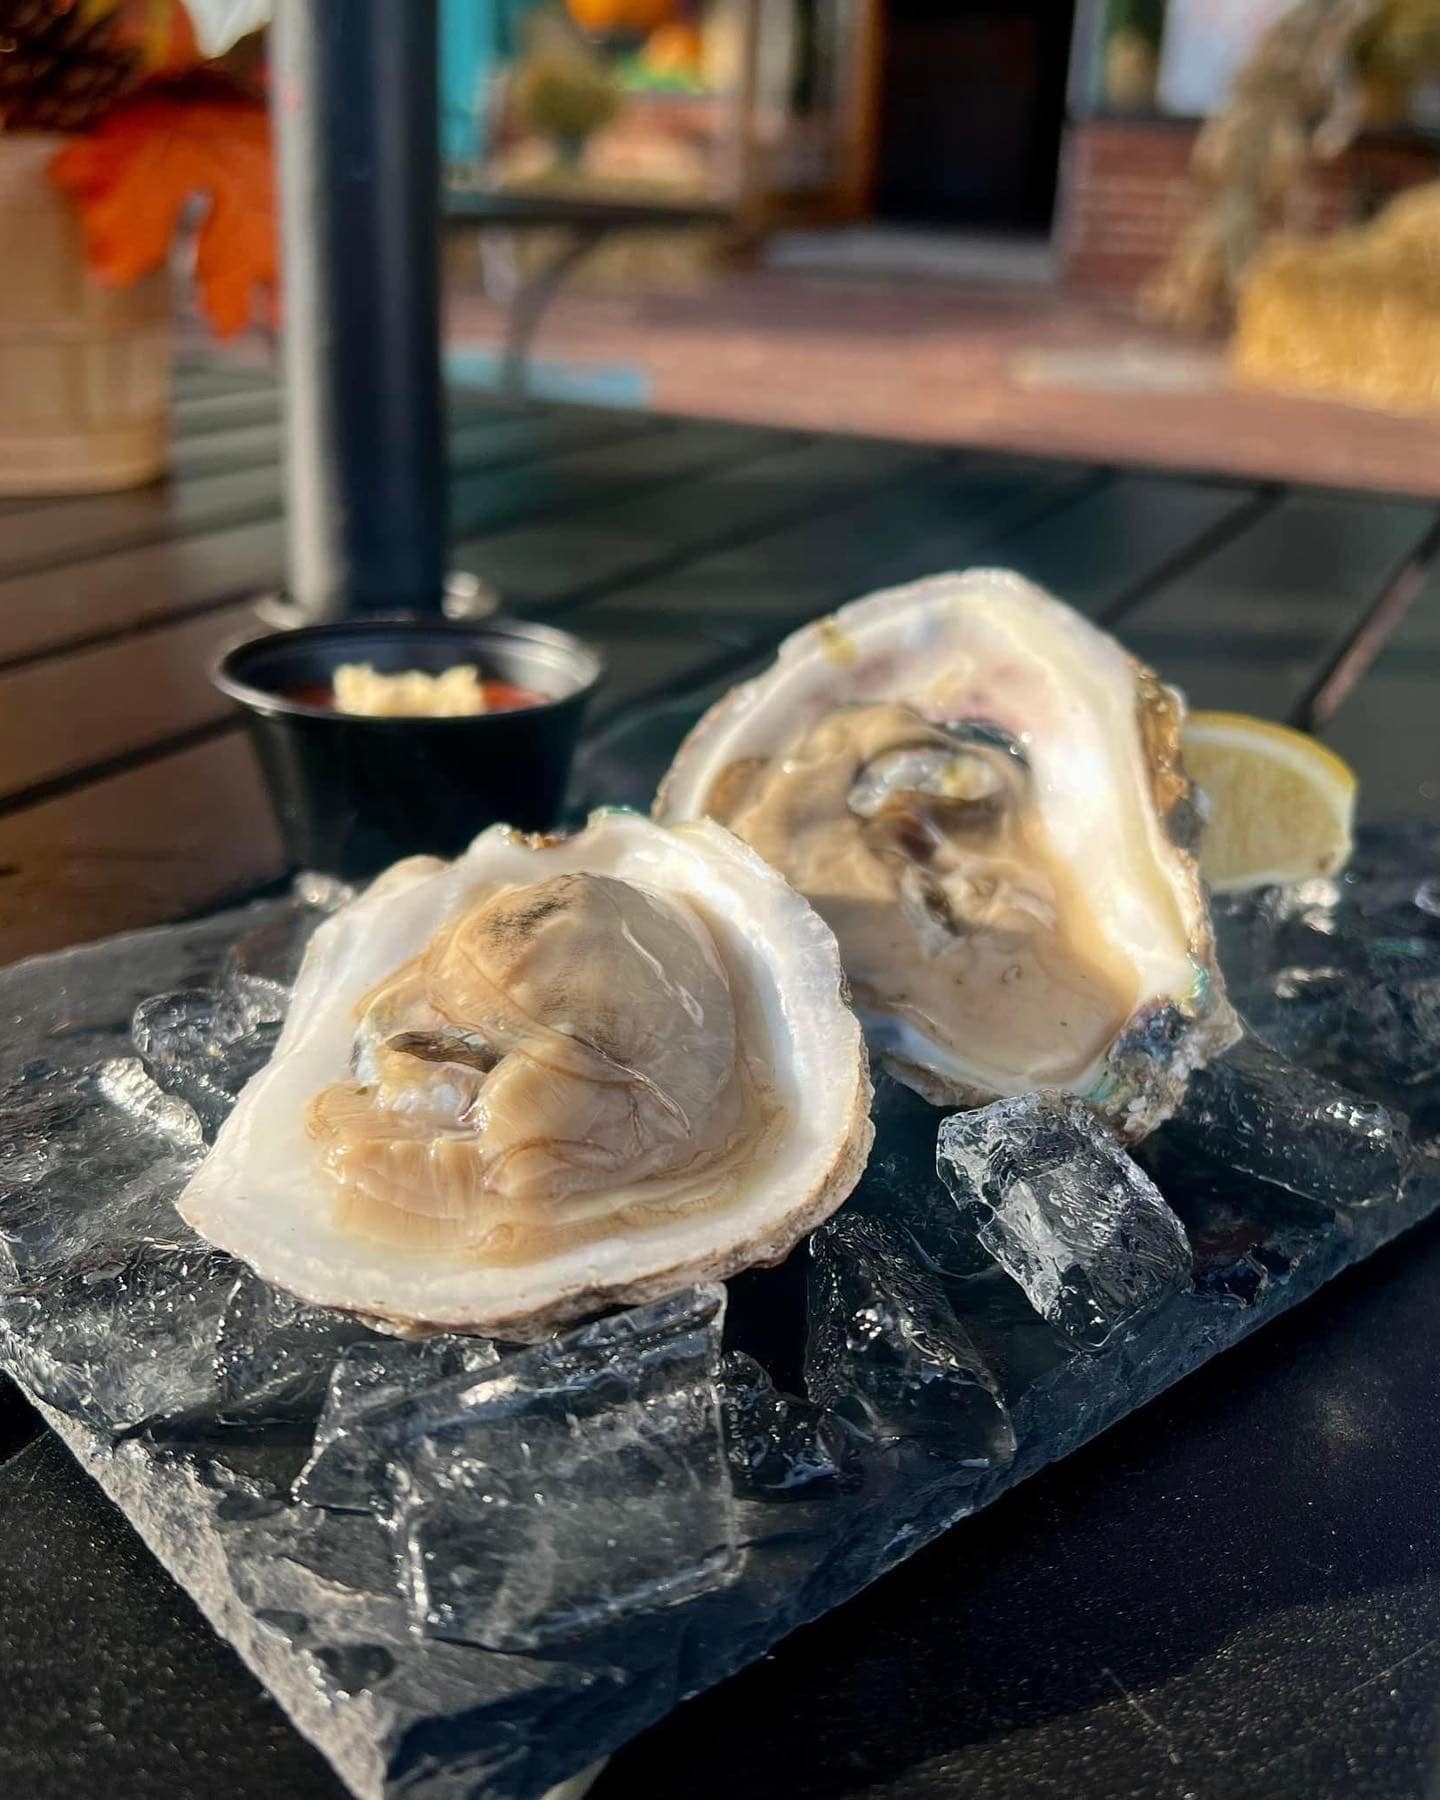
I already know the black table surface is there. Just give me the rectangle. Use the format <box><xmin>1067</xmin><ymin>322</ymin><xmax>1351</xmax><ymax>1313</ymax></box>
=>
<box><xmin>2</xmin><ymin>362</ymin><xmax>1440</xmax><ymax>1799</ymax></box>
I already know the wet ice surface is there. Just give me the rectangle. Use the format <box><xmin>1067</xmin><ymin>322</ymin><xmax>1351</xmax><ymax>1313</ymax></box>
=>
<box><xmin>1213</xmin><ymin>819</ymin><xmax>1440</xmax><ymax>1134</ymax></box>
<box><xmin>131</xmin><ymin>990</ymin><xmax>282</xmax><ymax>1139</ymax></box>
<box><xmin>216</xmin><ymin>1275</ymin><xmax>385</xmax><ymax>1424</ymax></box>
<box><xmin>806</xmin><ymin>1211</ymin><xmax>1016</xmax><ymax>1460</ymax></box>
<box><xmin>1161</xmin><ymin>1030</ymin><xmax>1410</xmax><ymax>1210</ymax></box>
<box><xmin>296</xmin><ymin>1335</ymin><xmax>502</xmax><ymax>1513</ymax></box>
<box><xmin>720</xmin><ymin>1350</ymin><xmax>857</xmax><ymax>1498</ymax></box>
<box><xmin>395</xmin><ymin>1290</ymin><xmax>738</xmax><ymax>1652</ymax></box>
<box><xmin>1</xmin><ymin>1240</ymin><xmax>238</xmax><ymax>1432</ymax></box>
<box><xmin>937</xmin><ymin>1093</ymin><xmax>1192</xmax><ymax>1351</ymax></box>
<box><xmin>1</xmin><ymin>827</ymin><xmax>1439</xmax><ymax>1799</ymax></box>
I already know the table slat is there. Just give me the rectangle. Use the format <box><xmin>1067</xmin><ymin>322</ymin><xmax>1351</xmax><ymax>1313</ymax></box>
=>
<box><xmin>471</xmin><ymin>436</ymin><xmax>943</xmax><ymax>615</ymax></box>
<box><xmin>565</xmin><ymin>457</ymin><xmax>1106</xmax><ymax>722</ymax></box>
<box><xmin>0</xmin><ymin>466</ymin><xmax>282</xmax><ymax>580</ymax></box>
<box><xmin>168</xmin><ymin>409</ymin><xmax>564</xmax><ymax>482</ymax></box>
<box><xmin>0</xmin><ymin>412</ymin><xmax>661</xmax><ymax>662</ymax></box>
<box><xmin>0</xmin><ymin>603</ymin><xmax>258</xmax><ymax>805</ymax></box>
<box><xmin>449</xmin><ymin>418</ymin><xmax>786</xmax><ymax>551</ymax></box>
<box><xmin>570</xmin><ymin>468</ymin><xmax>1267</xmax><ymax>766</ymax></box>
<box><xmin>166</xmin><ymin>382</ymin><xmax>528</xmax><ymax>438</ymax></box>
<box><xmin>1322</xmin><ymin>557</ymin><xmax>1440</xmax><ymax>819</ymax></box>
<box><xmin>0</xmin><ymin>521</ymin><xmax>285</xmax><ymax>670</ymax></box>
<box><xmin>576</xmin><ymin>455</ymin><xmax>1096</xmax><ymax>635</ymax></box>
<box><xmin>1118</xmin><ymin>491</ymin><xmax>1439</xmax><ymax>719</ymax></box>
<box><xmin>169</xmin><ymin>422</ymin><xmax>283</xmax><ymax>479</ymax></box>
<box><xmin>999</xmin><ymin>475</ymin><xmax>1268</xmax><ymax>620</ymax></box>
<box><xmin>170</xmin><ymin>388</ymin><xmax>283</xmax><ymax>436</ymax></box>
<box><xmin>0</xmin><ymin>732</ymin><xmax>282</xmax><ymax>959</ymax></box>
<box><xmin>173</xmin><ymin>360</ymin><xmax>273</xmax><ymax>397</ymax></box>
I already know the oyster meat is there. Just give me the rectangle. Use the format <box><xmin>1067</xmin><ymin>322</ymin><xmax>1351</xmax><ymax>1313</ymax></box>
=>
<box><xmin>657</xmin><ymin>570</ymin><xmax>1239</xmax><ymax>1137</ymax></box>
<box><xmin>178</xmin><ymin>812</ymin><xmax>872</xmax><ymax>1338</ymax></box>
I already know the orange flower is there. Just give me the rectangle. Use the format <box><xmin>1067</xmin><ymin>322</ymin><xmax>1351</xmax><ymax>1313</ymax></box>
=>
<box><xmin>567</xmin><ymin>0</ymin><xmax>678</xmax><ymax>36</ymax></box>
<box><xmin>50</xmin><ymin>92</ymin><xmax>275</xmax><ymax>337</ymax></box>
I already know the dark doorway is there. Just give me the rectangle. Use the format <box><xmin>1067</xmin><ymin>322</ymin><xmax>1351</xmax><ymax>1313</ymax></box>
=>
<box><xmin>875</xmin><ymin>0</ymin><xmax>1076</xmax><ymax>230</ymax></box>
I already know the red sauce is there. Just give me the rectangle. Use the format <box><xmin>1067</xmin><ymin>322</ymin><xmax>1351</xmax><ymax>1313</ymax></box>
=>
<box><xmin>284</xmin><ymin>678</ymin><xmax>549</xmax><ymax>713</ymax></box>
<box><xmin>477</xmin><ymin>680</ymin><xmax>550</xmax><ymax>711</ymax></box>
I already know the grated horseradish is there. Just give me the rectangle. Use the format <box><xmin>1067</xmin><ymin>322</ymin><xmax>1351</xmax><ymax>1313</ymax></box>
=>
<box><xmin>333</xmin><ymin>663</ymin><xmax>488</xmax><ymax>718</ymax></box>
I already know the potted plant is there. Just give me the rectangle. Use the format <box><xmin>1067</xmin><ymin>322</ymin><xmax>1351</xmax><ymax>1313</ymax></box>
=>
<box><xmin>0</xmin><ymin>0</ymin><xmax>274</xmax><ymax>495</ymax></box>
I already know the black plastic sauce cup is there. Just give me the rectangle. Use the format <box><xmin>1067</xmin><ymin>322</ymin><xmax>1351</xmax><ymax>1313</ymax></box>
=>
<box><xmin>214</xmin><ymin>617</ymin><xmax>605</xmax><ymax>879</ymax></box>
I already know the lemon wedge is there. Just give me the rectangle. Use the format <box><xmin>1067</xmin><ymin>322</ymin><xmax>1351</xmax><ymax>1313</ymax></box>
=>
<box><xmin>1182</xmin><ymin>711</ymin><xmax>1357</xmax><ymax>892</ymax></box>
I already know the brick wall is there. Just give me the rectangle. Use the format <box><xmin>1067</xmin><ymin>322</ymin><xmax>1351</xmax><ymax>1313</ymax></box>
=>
<box><xmin>1056</xmin><ymin>117</ymin><xmax>1439</xmax><ymax>302</ymax></box>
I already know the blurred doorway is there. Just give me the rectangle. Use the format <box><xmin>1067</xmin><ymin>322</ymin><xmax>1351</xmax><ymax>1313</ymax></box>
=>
<box><xmin>873</xmin><ymin>0</ymin><xmax>1076</xmax><ymax>231</ymax></box>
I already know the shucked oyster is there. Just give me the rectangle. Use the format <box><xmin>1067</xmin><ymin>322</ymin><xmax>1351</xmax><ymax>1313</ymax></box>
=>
<box><xmin>179</xmin><ymin>813</ymin><xmax>872</xmax><ymax>1339</ymax></box>
<box><xmin>658</xmin><ymin>570</ymin><xmax>1239</xmax><ymax>1139</ymax></box>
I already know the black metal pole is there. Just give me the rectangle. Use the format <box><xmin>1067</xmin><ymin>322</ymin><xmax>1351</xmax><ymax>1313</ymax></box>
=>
<box><xmin>272</xmin><ymin>0</ymin><xmax>448</xmax><ymax>619</ymax></box>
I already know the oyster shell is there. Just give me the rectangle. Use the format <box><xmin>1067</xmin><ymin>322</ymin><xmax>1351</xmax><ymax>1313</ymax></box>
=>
<box><xmin>657</xmin><ymin>569</ymin><xmax>1239</xmax><ymax>1138</ymax></box>
<box><xmin>178</xmin><ymin>812</ymin><xmax>872</xmax><ymax>1339</ymax></box>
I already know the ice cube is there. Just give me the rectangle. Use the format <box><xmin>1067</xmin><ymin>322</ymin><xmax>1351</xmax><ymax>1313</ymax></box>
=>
<box><xmin>215</xmin><ymin>1273</ymin><xmax>384</xmax><ymax>1424</ymax></box>
<box><xmin>0</xmin><ymin>1061</ymin><xmax>94</xmax><ymax>1186</ymax></box>
<box><xmin>805</xmin><ymin>1211</ymin><xmax>1014</xmax><ymax>1464</ymax></box>
<box><xmin>1231</xmin><ymin>936</ymin><xmax>1440</xmax><ymax>1119</ymax></box>
<box><xmin>131</xmin><ymin>988</ymin><xmax>221</xmax><ymax>1072</ymax></box>
<box><xmin>0</xmin><ymin>1149</ymin><xmax>201</xmax><ymax>1286</ymax></box>
<box><xmin>0</xmin><ymin>1014</ymin><xmax>240</xmax><ymax>1434</ymax></box>
<box><xmin>721</xmin><ymin>1351</ymin><xmax>856</xmax><ymax>1498</ymax></box>
<box><xmin>131</xmin><ymin>989</ymin><xmax>279</xmax><ymax>1137</ymax></box>
<box><xmin>220</xmin><ymin>904</ymin><xmax>324</xmax><ymax>1027</ymax></box>
<box><xmin>1137</xmin><ymin>1130</ymin><xmax>1333</xmax><ymax>1308</ymax></box>
<box><xmin>309</xmin><ymin>1642</ymin><xmax>397</xmax><ymax>1698</ymax></box>
<box><xmin>0</xmin><ymin>1061</ymin><xmax>203</xmax><ymax>1286</ymax></box>
<box><xmin>1338</xmin><ymin>819</ymin><xmax>1440</xmax><ymax>934</ymax></box>
<box><xmin>294</xmin><ymin>1334</ymin><xmax>501</xmax><ymax>1512</ymax></box>
<box><xmin>224</xmin><ymin>1489</ymin><xmax>401</xmax><ymax>1616</ymax></box>
<box><xmin>845</xmin><ymin>1075</ymin><xmax>990</xmax><ymax>1281</ymax></box>
<box><xmin>0</xmin><ymin>1240</ymin><xmax>237</xmax><ymax>1432</ymax></box>
<box><xmin>1164</xmin><ymin>1031</ymin><xmax>1409</xmax><ymax>1209</ymax></box>
<box><xmin>1335</xmin><ymin>940</ymin><xmax>1440</xmax><ymax>1089</ymax></box>
<box><xmin>1211</xmin><ymin>878</ymin><xmax>1343</xmax><ymax>1001</ymax></box>
<box><xmin>395</xmin><ymin>1288</ymin><xmax>738</xmax><ymax>1651</ymax></box>
<box><xmin>936</xmin><ymin>1093</ymin><xmax>1192</xmax><ymax>1350</ymax></box>
<box><xmin>1212</xmin><ymin>825</ymin><xmax>1440</xmax><ymax>1115</ymax></box>
<box><xmin>95</xmin><ymin>1057</ymin><xmax>206</xmax><ymax>1152</ymax></box>
<box><xmin>1240</xmin><ymin>963</ymin><xmax>1349</xmax><ymax>1065</ymax></box>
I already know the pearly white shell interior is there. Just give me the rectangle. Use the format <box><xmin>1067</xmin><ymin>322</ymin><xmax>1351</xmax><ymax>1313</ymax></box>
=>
<box><xmin>178</xmin><ymin>812</ymin><xmax>869</xmax><ymax>1333</ymax></box>
<box><xmin>657</xmin><ymin>569</ymin><xmax>1211</xmax><ymax>1103</ymax></box>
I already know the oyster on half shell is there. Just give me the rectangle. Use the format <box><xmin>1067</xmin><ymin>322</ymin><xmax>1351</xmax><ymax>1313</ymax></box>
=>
<box><xmin>657</xmin><ymin>570</ymin><xmax>1239</xmax><ymax>1139</ymax></box>
<box><xmin>178</xmin><ymin>812</ymin><xmax>872</xmax><ymax>1339</ymax></box>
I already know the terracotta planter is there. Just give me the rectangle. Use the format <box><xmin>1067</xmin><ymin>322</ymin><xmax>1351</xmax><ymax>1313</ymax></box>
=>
<box><xmin>0</xmin><ymin>133</ymin><xmax>170</xmax><ymax>495</ymax></box>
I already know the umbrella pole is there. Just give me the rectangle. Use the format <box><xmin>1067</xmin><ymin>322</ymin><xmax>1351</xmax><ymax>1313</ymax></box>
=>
<box><xmin>271</xmin><ymin>0</ymin><xmax>448</xmax><ymax>620</ymax></box>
